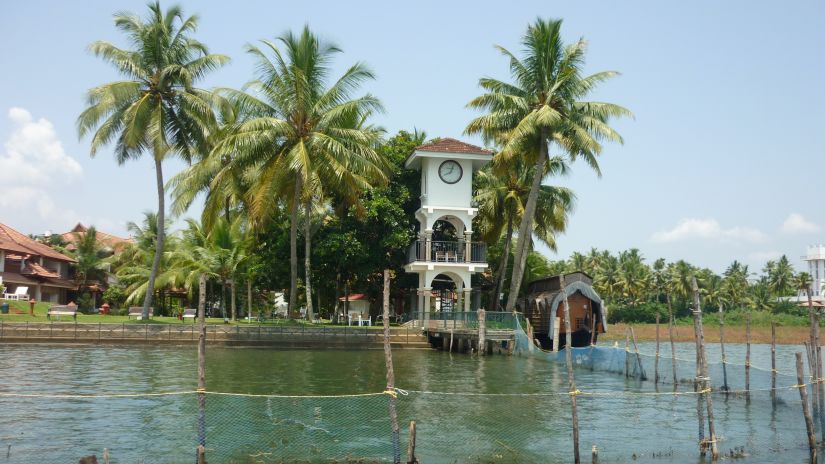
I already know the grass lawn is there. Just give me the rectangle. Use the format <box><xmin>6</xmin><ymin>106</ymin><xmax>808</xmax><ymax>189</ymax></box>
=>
<box><xmin>0</xmin><ymin>300</ymin><xmax>394</xmax><ymax>329</ymax></box>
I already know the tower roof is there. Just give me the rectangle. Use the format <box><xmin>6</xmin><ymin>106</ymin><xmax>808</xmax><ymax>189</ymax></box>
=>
<box><xmin>415</xmin><ymin>138</ymin><xmax>493</xmax><ymax>155</ymax></box>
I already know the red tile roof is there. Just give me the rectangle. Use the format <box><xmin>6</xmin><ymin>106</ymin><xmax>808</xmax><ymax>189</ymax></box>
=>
<box><xmin>0</xmin><ymin>223</ymin><xmax>75</xmax><ymax>262</ymax></box>
<box><xmin>338</xmin><ymin>293</ymin><xmax>368</xmax><ymax>301</ymax></box>
<box><xmin>23</xmin><ymin>262</ymin><xmax>61</xmax><ymax>279</ymax></box>
<box><xmin>415</xmin><ymin>138</ymin><xmax>493</xmax><ymax>156</ymax></box>
<box><xmin>61</xmin><ymin>223</ymin><xmax>132</xmax><ymax>253</ymax></box>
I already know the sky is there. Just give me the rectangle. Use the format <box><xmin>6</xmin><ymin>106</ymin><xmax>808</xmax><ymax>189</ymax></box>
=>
<box><xmin>1</xmin><ymin>0</ymin><xmax>824</xmax><ymax>274</ymax></box>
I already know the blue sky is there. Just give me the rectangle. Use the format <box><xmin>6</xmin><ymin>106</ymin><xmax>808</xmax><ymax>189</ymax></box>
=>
<box><xmin>1</xmin><ymin>0</ymin><xmax>824</xmax><ymax>273</ymax></box>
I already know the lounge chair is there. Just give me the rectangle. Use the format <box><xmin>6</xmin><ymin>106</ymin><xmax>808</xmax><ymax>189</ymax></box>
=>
<box><xmin>3</xmin><ymin>286</ymin><xmax>29</xmax><ymax>301</ymax></box>
<box><xmin>47</xmin><ymin>304</ymin><xmax>77</xmax><ymax>320</ymax></box>
<box><xmin>128</xmin><ymin>307</ymin><xmax>154</xmax><ymax>319</ymax></box>
<box><xmin>182</xmin><ymin>308</ymin><xmax>197</xmax><ymax>322</ymax></box>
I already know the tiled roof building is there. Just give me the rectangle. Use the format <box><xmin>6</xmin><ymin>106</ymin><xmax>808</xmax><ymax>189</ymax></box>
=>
<box><xmin>0</xmin><ymin>223</ymin><xmax>76</xmax><ymax>303</ymax></box>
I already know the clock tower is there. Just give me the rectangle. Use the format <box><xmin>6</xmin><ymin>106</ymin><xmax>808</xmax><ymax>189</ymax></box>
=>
<box><xmin>404</xmin><ymin>138</ymin><xmax>492</xmax><ymax>323</ymax></box>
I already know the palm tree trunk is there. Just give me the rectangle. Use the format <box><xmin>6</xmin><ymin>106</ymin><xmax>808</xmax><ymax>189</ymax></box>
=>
<box><xmin>304</xmin><ymin>200</ymin><xmax>314</xmax><ymax>322</ymax></box>
<box><xmin>221</xmin><ymin>279</ymin><xmax>227</xmax><ymax>320</ymax></box>
<box><xmin>289</xmin><ymin>175</ymin><xmax>302</xmax><ymax>317</ymax></box>
<box><xmin>246</xmin><ymin>279</ymin><xmax>252</xmax><ymax>321</ymax></box>
<box><xmin>230</xmin><ymin>279</ymin><xmax>237</xmax><ymax>321</ymax></box>
<box><xmin>505</xmin><ymin>133</ymin><xmax>548</xmax><ymax>312</ymax></box>
<box><xmin>490</xmin><ymin>215</ymin><xmax>514</xmax><ymax>312</ymax></box>
<box><xmin>143</xmin><ymin>155</ymin><xmax>165</xmax><ymax>319</ymax></box>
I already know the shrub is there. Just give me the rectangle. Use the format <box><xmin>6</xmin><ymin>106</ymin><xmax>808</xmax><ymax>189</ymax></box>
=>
<box><xmin>102</xmin><ymin>285</ymin><xmax>127</xmax><ymax>310</ymax></box>
<box><xmin>77</xmin><ymin>292</ymin><xmax>95</xmax><ymax>313</ymax></box>
<box><xmin>607</xmin><ymin>302</ymin><xmax>667</xmax><ymax>324</ymax></box>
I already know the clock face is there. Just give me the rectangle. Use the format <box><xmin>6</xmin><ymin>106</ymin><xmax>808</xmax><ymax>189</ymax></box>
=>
<box><xmin>438</xmin><ymin>160</ymin><xmax>463</xmax><ymax>184</ymax></box>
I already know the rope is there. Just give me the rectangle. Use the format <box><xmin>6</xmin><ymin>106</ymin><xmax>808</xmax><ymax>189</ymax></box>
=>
<box><xmin>569</xmin><ymin>389</ymin><xmax>582</xmax><ymax>396</ymax></box>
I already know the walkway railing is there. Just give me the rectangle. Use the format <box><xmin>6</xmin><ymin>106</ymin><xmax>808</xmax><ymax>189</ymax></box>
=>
<box><xmin>407</xmin><ymin>311</ymin><xmax>524</xmax><ymax>330</ymax></box>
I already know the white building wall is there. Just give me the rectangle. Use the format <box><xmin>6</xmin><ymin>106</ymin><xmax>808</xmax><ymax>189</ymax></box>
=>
<box><xmin>421</xmin><ymin>158</ymin><xmax>473</xmax><ymax>209</ymax></box>
<box><xmin>805</xmin><ymin>245</ymin><xmax>825</xmax><ymax>296</ymax></box>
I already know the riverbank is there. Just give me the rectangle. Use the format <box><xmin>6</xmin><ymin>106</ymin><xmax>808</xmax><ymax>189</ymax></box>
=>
<box><xmin>603</xmin><ymin>322</ymin><xmax>818</xmax><ymax>345</ymax></box>
<box><xmin>0</xmin><ymin>321</ymin><xmax>429</xmax><ymax>348</ymax></box>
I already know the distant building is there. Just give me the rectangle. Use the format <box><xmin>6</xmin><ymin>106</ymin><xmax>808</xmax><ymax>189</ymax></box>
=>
<box><xmin>61</xmin><ymin>223</ymin><xmax>132</xmax><ymax>256</ymax></box>
<box><xmin>0</xmin><ymin>223</ymin><xmax>76</xmax><ymax>303</ymax></box>
<box><xmin>804</xmin><ymin>245</ymin><xmax>825</xmax><ymax>296</ymax></box>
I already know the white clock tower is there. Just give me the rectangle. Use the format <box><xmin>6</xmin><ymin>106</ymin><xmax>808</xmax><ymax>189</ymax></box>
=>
<box><xmin>403</xmin><ymin>138</ymin><xmax>491</xmax><ymax>322</ymax></box>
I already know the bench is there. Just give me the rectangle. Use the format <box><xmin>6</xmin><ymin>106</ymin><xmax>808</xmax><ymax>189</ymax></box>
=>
<box><xmin>128</xmin><ymin>307</ymin><xmax>154</xmax><ymax>319</ymax></box>
<box><xmin>182</xmin><ymin>308</ymin><xmax>197</xmax><ymax>321</ymax></box>
<box><xmin>47</xmin><ymin>305</ymin><xmax>77</xmax><ymax>321</ymax></box>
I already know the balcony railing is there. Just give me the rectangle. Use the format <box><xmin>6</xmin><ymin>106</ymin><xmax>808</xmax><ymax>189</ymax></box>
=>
<box><xmin>407</xmin><ymin>240</ymin><xmax>487</xmax><ymax>264</ymax></box>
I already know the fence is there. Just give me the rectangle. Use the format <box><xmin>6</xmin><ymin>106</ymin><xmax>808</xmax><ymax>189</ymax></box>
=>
<box><xmin>0</xmin><ymin>381</ymin><xmax>817</xmax><ymax>463</ymax></box>
<box><xmin>406</xmin><ymin>310</ymin><xmax>524</xmax><ymax>330</ymax></box>
<box><xmin>2</xmin><ymin>316</ymin><xmax>825</xmax><ymax>463</ymax></box>
<box><xmin>0</xmin><ymin>321</ymin><xmax>422</xmax><ymax>346</ymax></box>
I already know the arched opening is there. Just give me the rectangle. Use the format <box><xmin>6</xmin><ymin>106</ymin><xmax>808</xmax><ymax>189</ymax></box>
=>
<box><xmin>429</xmin><ymin>272</ymin><xmax>465</xmax><ymax>312</ymax></box>
<box><xmin>430</xmin><ymin>217</ymin><xmax>465</xmax><ymax>263</ymax></box>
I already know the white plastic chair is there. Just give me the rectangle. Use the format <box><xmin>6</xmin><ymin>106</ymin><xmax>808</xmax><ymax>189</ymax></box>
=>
<box><xmin>3</xmin><ymin>286</ymin><xmax>29</xmax><ymax>301</ymax></box>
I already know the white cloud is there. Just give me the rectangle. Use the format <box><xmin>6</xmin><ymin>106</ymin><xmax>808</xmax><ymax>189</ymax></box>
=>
<box><xmin>651</xmin><ymin>218</ymin><xmax>768</xmax><ymax>244</ymax></box>
<box><xmin>0</xmin><ymin>107</ymin><xmax>83</xmax><ymax>229</ymax></box>
<box><xmin>781</xmin><ymin>213</ymin><xmax>821</xmax><ymax>234</ymax></box>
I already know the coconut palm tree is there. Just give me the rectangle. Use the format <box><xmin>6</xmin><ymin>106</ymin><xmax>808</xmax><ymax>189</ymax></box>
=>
<box><xmin>617</xmin><ymin>249</ymin><xmax>650</xmax><ymax>305</ymax></box>
<box><xmin>465</xmin><ymin>18</ymin><xmax>631</xmax><ymax>313</ymax></box>
<box><xmin>722</xmin><ymin>260</ymin><xmax>750</xmax><ymax>310</ymax></box>
<box><xmin>796</xmin><ymin>272</ymin><xmax>813</xmax><ymax>299</ymax></box>
<box><xmin>475</xmin><ymin>157</ymin><xmax>575</xmax><ymax>311</ymax></box>
<box><xmin>766</xmin><ymin>255</ymin><xmax>795</xmax><ymax>297</ymax></box>
<box><xmin>110</xmin><ymin>212</ymin><xmax>176</xmax><ymax>306</ymax></box>
<box><xmin>213</xmin><ymin>26</ymin><xmax>386</xmax><ymax>319</ymax></box>
<box><xmin>168</xmin><ymin>100</ymin><xmax>255</xmax><ymax>231</ymax></box>
<box><xmin>77</xmin><ymin>2</ymin><xmax>229</xmax><ymax>318</ymax></box>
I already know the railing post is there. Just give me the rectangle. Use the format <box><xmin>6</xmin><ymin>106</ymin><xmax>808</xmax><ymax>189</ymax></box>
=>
<box><xmin>424</xmin><ymin>231</ymin><xmax>432</xmax><ymax>262</ymax></box>
<box><xmin>478</xmin><ymin>309</ymin><xmax>486</xmax><ymax>356</ymax></box>
<box><xmin>98</xmin><ymin>322</ymin><xmax>102</xmax><ymax>343</ymax></box>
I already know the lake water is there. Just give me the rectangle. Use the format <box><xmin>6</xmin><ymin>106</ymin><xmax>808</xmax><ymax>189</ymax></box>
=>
<box><xmin>0</xmin><ymin>342</ymin><xmax>817</xmax><ymax>463</ymax></box>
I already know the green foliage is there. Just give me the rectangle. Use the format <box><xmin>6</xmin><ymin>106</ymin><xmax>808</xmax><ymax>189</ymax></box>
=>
<box><xmin>607</xmin><ymin>302</ymin><xmax>667</xmax><ymax>324</ymax></box>
<box><xmin>102</xmin><ymin>285</ymin><xmax>127</xmax><ymax>309</ymax></box>
<box><xmin>77</xmin><ymin>292</ymin><xmax>94</xmax><ymax>313</ymax></box>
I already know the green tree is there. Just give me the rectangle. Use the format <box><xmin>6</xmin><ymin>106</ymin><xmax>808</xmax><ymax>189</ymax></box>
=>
<box><xmin>765</xmin><ymin>255</ymin><xmax>794</xmax><ymax>296</ymax></box>
<box><xmin>77</xmin><ymin>2</ymin><xmax>229</xmax><ymax>318</ymax></box>
<box><xmin>465</xmin><ymin>18</ymin><xmax>630</xmax><ymax>313</ymax></box>
<box><xmin>109</xmin><ymin>212</ymin><xmax>176</xmax><ymax>307</ymax></box>
<box><xmin>215</xmin><ymin>26</ymin><xmax>386</xmax><ymax>319</ymax></box>
<box><xmin>475</xmin><ymin>157</ymin><xmax>574</xmax><ymax>310</ymax></box>
<box><xmin>70</xmin><ymin>226</ymin><xmax>107</xmax><ymax>301</ymax></box>
<box><xmin>796</xmin><ymin>272</ymin><xmax>813</xmax><ymax>299</ymax></box>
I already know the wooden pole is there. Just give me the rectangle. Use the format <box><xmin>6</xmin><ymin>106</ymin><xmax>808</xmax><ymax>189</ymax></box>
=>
<box><xmin>654</xmin><ymin>314</ymin><xmax>660</xmax><ymax>385</ymax></box>
<box><xmin>624</xmin><ymin>328</ymin><xmax>630</xmax><ymax>378</ymax></box>
<box><xmin>667</xmin><ymin>293</ymin><xmax>678</xmax><ymax>391</ymax></box>
<box><xmin>808</xmin><ymin>286</ymin><xmax>819</xmax><ymax>426</ymax></box>
<box><xmin>817</xmin><ymin>312</ymin><xmax>825</xmax><ymax>441</ymax></box>
<box><xmin>591</xmin><ymin>445</ymin><xmax>598</xmax><ymax>464</ymax></box>
<box><xmin>719</xmin><ymin>304</ymin><xmax>729</xmax><ymax>392</ymax></box>
<box><xmin>629</xmin><ymin>326</ymin><xmax>647</xmax><ymax>380</ymax></box>
<box><xmin>795</xmin><ymin>352</ymin><xmax>817</xmax><ymax>462</ymax></box>
<box><xmin>690</xmin><ymin>282</ymin><xmax>705</xmax><ymax>455</ymax></box>
<box><xmin>590</xmin><ymin>306</ymin><xmax>597</xmax><ymax>346</ymax></box>
<box><xmin>406</xmin><ymin>420</ymin><xmax>417</xmax><ymax>464</ymax></box>
<box><xmin>478</xmin><ymin>308</ymin><xmax>487</xmax><ymax>357</ymax></box>
<box><xmin>197</xmin><ymin>273</ymin><xmax>207</xmax><ymax>459</ymax></box>
<box><xmin>692</xmin><ymin>277</ymin><xmax>718</xmax><ymax>459</ymax></box>
<box><xmin>381</xmin><ymin>270</ymin><xmax>401</xmax><ymax>463</ymax></box>
<box><xmin>560</xmin><ymin>274</ymin><xmax>581</xmax><ymax>464</ymax></box>
<box><xmin>449</xmin><ymin>330</ymin><xmax>454</xmax><ymax>353</ymax></box>
<box><xmin>771</xmin><ymin>321</ymin><xmax>777</xmax><ymax>407</ymax></box>
<box><xmin>746</xmin><ymin>312</ymin><xmax>751</xmax><ymax>404</ymax></box>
